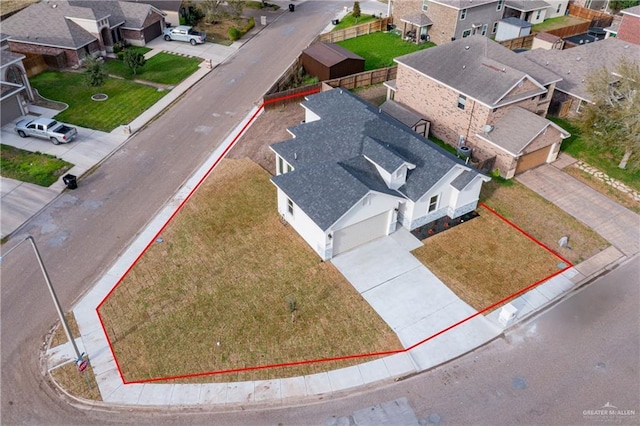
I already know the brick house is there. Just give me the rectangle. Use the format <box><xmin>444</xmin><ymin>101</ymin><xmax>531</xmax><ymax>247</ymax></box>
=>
<box><xmin>1</xmin><ymin>0</ymin><xmax>165</xmax><ymax>69</ymax></box>
<box><xmin>523</xmin><ymin>37</ymin><xmax>640</xmax><ymax>117</ymax></box>
<box><xmin>1</xmin><ymin>44</ymin><xmax>34</xmax><ymax>126</ymax></box>
<box><xmin>391</xmin><ymin>0</ymin><xmax>507</xmax><ymax>46</ymax></box>
<box><xmin>615</xmin><ymin>4</ymin><xmax>640</xmax><ymax>45</ymax></box>
<box><xmin>386</xmin><ymin>35</ymin><xmax>569</xmax><ymax>178</ymax></box>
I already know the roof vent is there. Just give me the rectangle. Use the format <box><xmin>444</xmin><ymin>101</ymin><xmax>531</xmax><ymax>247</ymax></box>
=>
<box><xmin>464</xmin><ymin>45</ymin><xmax>470</xmax><ymax>50</ymax></box>
<box><xmin>482</xmin><ymin>124</ymin><xmax>493</xmax><ymax>133</ymax></box>
<box><xmin>52</xmin><ymin>3</ymin><xmax>57</xmax><ymax>7</ymax></box>
<box><xmin>462</xmin><ymin>65</ymin><xmax>466</xmax><ymax>69</ymax></box>
<box><xmin>576</xmin><ymin>56</ymin><xmax>581</xmax><ymax>61</ymax></box>
<box><xmin>624</xmin><ymin>44</ymin><xmax>629</xmax><ymax>48</ymax></box>
<box><xmin>501</xmin><ymin>68</ymin><xmax>506</xmax><ymax>72</ymax></box>
<box><xmin>294</xmin><ymin>152</ymin><xmax>297</xmax><ymax>160</ymax></box>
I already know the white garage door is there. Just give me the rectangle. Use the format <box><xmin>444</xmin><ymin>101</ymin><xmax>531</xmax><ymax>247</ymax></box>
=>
<box><xmin>333</xmin><ymin>211</ymin><xmax>390</xmax><ymax>256</ymax></box>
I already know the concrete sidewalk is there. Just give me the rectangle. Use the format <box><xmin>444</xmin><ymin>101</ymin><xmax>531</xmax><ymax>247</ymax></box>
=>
<box><xmin>1</xmin><ymin>54</ymin><xmax>216</xmax><ymax>239</ymax></box>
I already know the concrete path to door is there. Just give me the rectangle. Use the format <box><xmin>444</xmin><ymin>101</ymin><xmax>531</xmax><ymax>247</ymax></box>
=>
<box><xmin>331</xmin><ymin>228</ymin><xmax>501</xmax><ymax>371</ymax></box>
<box><xmin>517</xmin><ymin>164</ymin><xmax>640</xmax><ymax>257</ymax></box>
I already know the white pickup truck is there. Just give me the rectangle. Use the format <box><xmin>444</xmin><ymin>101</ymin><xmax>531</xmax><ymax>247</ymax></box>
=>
<box><xmin>15</xmin><ymin>117</ymin><xmax>77</xmax><ymax>145</ymax></box>
<box><xmin>163</xmin><ymin>25</ymin><xmax>206</xmax><ymax>45</ymax></box>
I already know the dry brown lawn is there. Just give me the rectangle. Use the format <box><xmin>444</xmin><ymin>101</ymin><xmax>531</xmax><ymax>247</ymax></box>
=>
<box><xmin>98</xmin><ymin>158</ymin><xmax>402</xmax><ymax>383</ymax></box>
<box><xmin>412</xmin><ymin>204</ymin><xmax>563</xmax><ymax>312</ymax></box>
<box><xmin>480</xmin><ymin>179</ymin><xmax>609</xmax><ymax>265</ymax></box>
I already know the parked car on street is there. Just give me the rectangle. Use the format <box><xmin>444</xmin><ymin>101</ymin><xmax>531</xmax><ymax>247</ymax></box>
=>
<box><xmin>15</xmin><ymin>117</ymin><xmax>77</xmax><ymax>145</ymax></box>
<box><xmin>163</xmin><ymin>25</ymin><xmax>206</xmax><ymax>45</ymax></box>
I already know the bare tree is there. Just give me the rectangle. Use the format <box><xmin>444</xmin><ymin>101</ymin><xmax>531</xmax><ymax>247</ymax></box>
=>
<box><xmin>577</xmin><ymin>58</ymin><xmax>640</xmax><ymax>169</ymax></box>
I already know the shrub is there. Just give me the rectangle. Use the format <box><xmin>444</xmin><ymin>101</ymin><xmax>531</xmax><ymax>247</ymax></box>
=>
<box><xmin>117</xmin><ymin>51</ymin><xmax>125</xmax><ymax>61</ymax></box>
<box><xmin>113</xmin><ymin>43</ymin><xmax>121</xmax><ymax>54</ymax></box>
<box><xmin>228</xmin><ymin>27</ymin><xmax>241</xmax><ymax>41</ymax></box>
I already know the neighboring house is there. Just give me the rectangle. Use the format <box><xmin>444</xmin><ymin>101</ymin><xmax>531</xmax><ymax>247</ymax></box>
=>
<box><xmin>571</xmin><ymin>0</ymin><xmax>610</xmax><ymax>11</ymax></box>
<box><xmin>1</xmin><ymin>0</ymin><xmax>165</xmax><ymax>69</ymax></box>
<box><xmin>523</xmin><ymin>37</ymin><xmax>640</xmax><ymax>116</ymax></box>
<box><xmin>495</xmin><ymin>17</ymin><xmax>532</xmax><ymax>41</ymax></box>
<box><xmin>504</xmin><ymin>0</ymin><xmax>550</xmax><ymax>24</ymax></box>
<box><xmin>387</xmin><ymin>35</ymin><xmax>569</xmax><ymax>178</ymax></box>
<box><xmin>126</xmin><ymin>0</ymin><xmax>182</xmax><ymax>27</ymax></box>
<box><xmin>270</xmin><ymin>89</ymin><xmax>490</xmax><ymax>260</ymax></box>
<box><xmin>545</xmin><ymin>0</ymin><xmax>569</xmax><ymax>18</ymax></box>
<box><xmin>301</xmin><ymin>43</ymin><xmax>365</xmax><ymax>81</ymax></box>
<box><xmin>615</xmin><ymin>4</ymin><xmax>640</xmax><ymax>44</ymax></box>
<box><xmin>390</xmin><ymin>0</ymin><xmax>506</xmax><ymax>45</ymax></box>
<box><xmin>1</xmin><ymin>46</ymin><xmax>34</xmax><ymax>126</ymax></box>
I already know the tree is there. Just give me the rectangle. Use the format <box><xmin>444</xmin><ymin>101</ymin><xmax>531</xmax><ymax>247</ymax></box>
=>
<box><xmin>577</xmin><ymin>58</ymin><xmax>640</xmax><ymax>169</ymax></box>
<box><xmin>85</xmin><ymin>56</ymin><xmax>107</xmax><ymax>87</ymax></box>
<box><xmin>352</xmin><ymin>1</ymin><xmax>361</xmax><ymax>23</ymax></box>
<box><xmin>609</xmin><ymin>0</ymin><xmax>640</xmax><ymax>13</ymax></box>
<box><xmin>124</xmin><ymin>50</ymin><xmax>146</xmax><ymax>76</ymax></box>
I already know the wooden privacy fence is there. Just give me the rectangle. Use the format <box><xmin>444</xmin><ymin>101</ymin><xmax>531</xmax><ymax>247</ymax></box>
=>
<box><xmin>546</xmin><ymin>22</ymin><xmax>592</xmax><ymax>38</ymax></box>
<box><xmin>266</xmin><ymin>56</ymin><xmax>303</xmax><ymax>95</ymax></box>
<box><xmin>568</xmin><ymin>4</ymin><xmax>613</xmax><ymax>27</ymax></box>
<box><xmin>498</xmin><ymin>34</ymin><xmax>535</xmax><ymax>50</ymax></box>
<box><xmin>21</xmin><ymin>54</ymin><xmax>48</xmax><ymax>77</ymax></box>
<box><xmin>324</xmin><ymin>66</ymin><xmax>397</xmax><ymax>90</ymax></box>
<box><xmin>263</xmin><ymin>84</ymin><xmax>322</xmax><ymax>110</ymax></box>
<box><xmin>315</xmin><ymin>17</ymin><xmax>393</xmax><ymax>43</ymax></box>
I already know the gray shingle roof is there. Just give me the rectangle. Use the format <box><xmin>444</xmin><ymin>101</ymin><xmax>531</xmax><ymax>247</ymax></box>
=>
<box><xmin>380</xmin><ymin>100</ymin><xmax>425</xmax><ymax>128</ymax></box>
<box><xmin>505</xmin><ymin>0</ymin><xmax>550</xmax><ymax>12</ymax></box>
<box><xmin>430</xmin><ymin>0</ymin><xmax>498</xmax><ymax>10</ymax></box>
<box><xmin>522</xmin><ymin>37</ymin><xmax>640</xmax><ymax>102</ymax></box>
<box><xmin>0</xmin><ymin>50</ymin><xmax>25</xmax><ymax>69</ymax></box>
<box><xmin>394</xmin><ymin>35</ymin><xmax>561</xmax><ymax>108</ymax></box>
<box><xmin>621</xmin><ymin>4</ymin><xmax>640</xmax><ymax>17</ymax></box>
<box><xmin>1</xmin><ymin>0</ymin><xmax>157</xmax><ymax>49</ymax></box>
<box><xmin>501</xmin><ymin>17</ymin><xmax>533</xmax><ymax>28</ymax></box>
<box><xmin>271</xmin><ymin>90</ymin><xmax>485</xmax><ymax>230</ymax></box>
<box><xmin>478</xmin><ymin>107</ymin><xmax>569</xmax><ymax>154</ymax></box>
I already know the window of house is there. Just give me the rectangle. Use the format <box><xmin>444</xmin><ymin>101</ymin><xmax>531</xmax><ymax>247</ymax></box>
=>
<box><xmin>462</xmin><ymin>29</ymin><xmax>472</xmax><ymax>38</ymax></box>
<box><xmin>422</xmin><ymin>0</ymin><xmax>428</xmax><ymax>11</ymax></box>
<box><xmin>492</xmin><ymin>21</ymin><xmax>498</xmax><ymax>34</ymax></box>
<box><xmin>286</xmin><ymin>163</ymin><xmax>293</xmax><ymax>173</ymax></box>
<box><xmin>481</xmin><ymin>23</ymin><xmax>488</xmax><ymax>36</ymax></box>
<box><xmin>540</xmin><ymin>90</ymin><xmax>548</xmax><ymax>100</ymax></box>
<box><xmin>497</xmin><ymin>0</ymin><xmax>504</xmax><ymax>11</ymax></box>
<box><xmin>457</xmin><ymin>94</ymin><xmax>466</xmax><ymax>109</ymax></box>
<box><xmin>278</xmin><ymin>156</ymin><xmax>284</xmax><ymax>174</ymax></box>
<box><xmin>536</xmin><ymin>10</ymin><xmax>542</xmax><ymax>20</ymax></box>
<box><xmin>428</xmin><ymin>195</ymin><xmax>438</xmax><ymax>213</ymax></box>
<box><xmin>556</xmin><ymin>3</ymin><xmax>562</xmax><ymax>13</ymax></box>
<box><xmin>287</xmin><ymin>198</ymin><xmax>294</xmax><ymax>215</ymax></box>
<box><xmin>460</xmin><ymin>8</ymin><xmax>467</xmax><ymax>20</ymax></box>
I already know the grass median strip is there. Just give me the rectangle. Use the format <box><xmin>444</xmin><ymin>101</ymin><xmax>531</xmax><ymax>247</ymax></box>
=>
<box><xmin>98</xmin><ymin>158</ymin><xmax>402</xmax><ymax>383</ymax></box>
<box><xmin>0</xmin><ymin>144</ymin><xmax>73</xmax><ymax>187</ymax></box>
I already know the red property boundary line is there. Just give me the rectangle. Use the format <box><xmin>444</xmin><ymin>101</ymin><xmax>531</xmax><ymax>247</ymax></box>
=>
<box><xmin>95</xmin><ymin>90</ymin><xmax>574</xmax><ymax>384</ymax></box>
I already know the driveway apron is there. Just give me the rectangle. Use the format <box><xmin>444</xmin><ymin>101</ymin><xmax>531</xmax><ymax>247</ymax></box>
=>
<box><xmin>517</xmin><ymin>165</ymin><xmax>640</xmax><ymax>256</ymax></box>
<box><xmin>331</xmin><ymin>230</ymin><xmax>501</xmax><ymax>371</ymax></box>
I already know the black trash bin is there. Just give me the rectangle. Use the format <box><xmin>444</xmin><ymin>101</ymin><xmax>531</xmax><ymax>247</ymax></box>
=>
<box><xmin>332</xmin><ymin>19</ymin><xmax>339</xmax><ymax>25</ymax></box>
<box><xmin>63</xmin><ymin>174</ymin><xmax>77</xmax><ymax>190</ymax></box>
<box><xmin>288</xmin><ymin>3</ymin><xmax>294</xmax><ymax>12</ymax></box>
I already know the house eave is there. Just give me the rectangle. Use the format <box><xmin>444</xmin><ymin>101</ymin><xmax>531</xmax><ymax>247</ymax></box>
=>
<box><xmin>8</xmin><ymin>37</ymin><xmax>95</xmax><ymax>50</ymax></box>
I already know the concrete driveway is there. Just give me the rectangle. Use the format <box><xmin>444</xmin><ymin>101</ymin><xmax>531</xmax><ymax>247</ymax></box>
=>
<box><xmin>0</xmin><ymin>108</ymin><xmax>127</xmax><ymax>238</ymax></box>
<box><xmin>517</xmin><ymin>164</ymin><xmax>640</xmax><ymax>256</ymax></box>
<box><xmin>331</xmin><ymin>228</ymin><xmax>501</xmax><ymax>370</ymax></box>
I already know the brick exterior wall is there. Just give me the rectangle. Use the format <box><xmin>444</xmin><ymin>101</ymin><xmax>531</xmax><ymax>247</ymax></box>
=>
<box><xmin>392</xmin><ymin>0</ymin><xmax>424</xmax><ymax>23</ymax></box>
<box><xmin>142</xmin><ymin>11</ymin><xmax>164</xmax><ymax>42</ymax></box>
<box><xmin>7</xmin><ymin>41</ymin><xmax>91</xmax><ymax>68</ymax></box>
<box><xmin>425</xmin><ymin>2</ymin><xmax>458</xmax><ymax>45</ymax></box>
<box><xmin>120</xmin><ymin>28</ymin><xmax>145</xmax><ymax>46</ymax></box>
<box><xmin>617</xmin><ymin>15</ymin><xmax>640</xmax><ymax>45</ymax></box>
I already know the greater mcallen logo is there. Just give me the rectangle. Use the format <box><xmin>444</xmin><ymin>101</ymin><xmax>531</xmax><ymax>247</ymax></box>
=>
<box><xmin>583</xmin><ymin>402</ymin><xmax>636</xmax><ymax>422</ymax></box>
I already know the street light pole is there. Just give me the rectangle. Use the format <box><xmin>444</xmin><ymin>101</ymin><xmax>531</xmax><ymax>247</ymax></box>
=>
<box><xmin>1</xmin><ymin>236</ymin><xmax>82</xmax><ymax>360</ymax></box>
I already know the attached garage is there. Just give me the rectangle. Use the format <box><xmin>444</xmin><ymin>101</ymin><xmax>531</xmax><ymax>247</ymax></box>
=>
<box><xmin>515</xmin><ymin>145</ymin><xmax>551</xmax><ymax>174</ymax></box>
<box><xmin>143</xmin><ymin>21</ymin><xmax>163</xmax><ymax>43</ymax></box>
<box><xmin>332</xmin><ymin>211</ymin><xmax>391</xmax><ymax>255</ymax></box>
<box><xmin>1</xmin><ymin>92</ymin><xmax>25</xmax><ymax>126</ymax></box>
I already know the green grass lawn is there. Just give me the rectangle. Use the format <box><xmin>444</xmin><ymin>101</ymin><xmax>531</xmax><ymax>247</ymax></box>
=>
<box><xmin>30</xmin><ymin>71</ymin><xmax>167</xmax><ymax>132</ymax></box>
<box><xmin>549</xmin><ymin>116</ymin><xmax>640</xmax><ymax>191</ymax></box>
<box><xmin>0</xmin><ymin>144</ymin><xmax>73</xmax><ymax>187</ymax></box>
<box><xmin>338</xmin><ymin>32</ymin><xmax>435</xmax><ymax>70</ymax></box>
<box><xmin>106</xmin><ymin>52</ymin><xmax>201</xmax><ymax>85</ymax></box>
<box><xmin>332</xmin><ymin>13</ymin><xmax>379</xmax><ymax>31</ymax></box>
<box><xmin>531</xmin><ymin>15</ymin><xmax>588</xmax><ymax>32</ymax></box>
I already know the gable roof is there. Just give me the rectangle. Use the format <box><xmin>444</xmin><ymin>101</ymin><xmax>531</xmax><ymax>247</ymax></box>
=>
<box><xmin>429</xmin><ymin>0</ymin><xmax>498</xmax><ymax>10</ymax></box>
<box><xmin>477</xmin><ymin>107</ymin><xmax>569</xmax><ymax>155</ymax></box>
<box><xmin>394</xmin><ymin>35</ymin><xmax>561</xmax><ymax>108</ymax></box>
<box><xmin>522</xmin><ymin>37</ymin><xmax>640</xmax><ymax>102</ymax></box>
<box><xmin>1</xmin><ymin>0</ymin><xmax>161</xmax><ymax>49</ymax></box>
<box><xmin>621</xmin><ymin>4</ymin><xmax>640</xmax><ymax>17</ymax></box>
<box><xmin>505</xmin><ymin>0</ymin><xmax>551</xmax><ymax>12</ymax></box>
<box><xmin>302</xmin><ymin>42</ymin><xmax>364</xmax><ymax>67</ymax></box>
<box><xmin>271</xmin><ymin>90</ymin><xmax>486</xmax><ymax>231</ymax></box>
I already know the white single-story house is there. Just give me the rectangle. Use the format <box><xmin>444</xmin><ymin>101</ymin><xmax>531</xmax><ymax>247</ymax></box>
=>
<box><xmin>270</xmin><ymin>89</ymin><xmax>491</xmax><ymax>260</ymax></box>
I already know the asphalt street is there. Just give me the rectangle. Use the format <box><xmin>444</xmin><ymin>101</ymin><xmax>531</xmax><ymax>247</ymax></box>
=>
<box><xmin>1</xmin><ymin>2</ymin><xmax>345</xmax><ymax>423</ymax></box>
